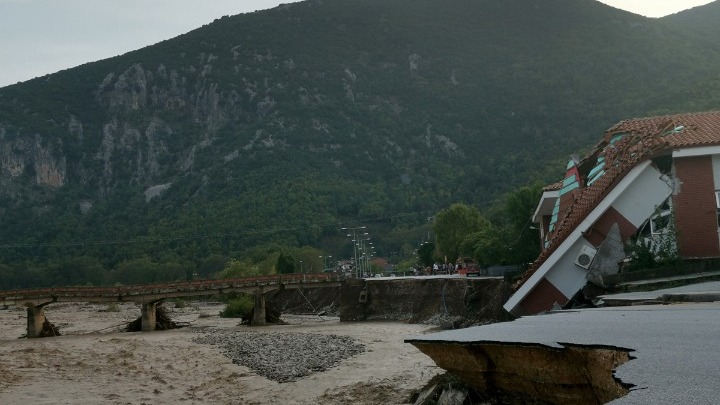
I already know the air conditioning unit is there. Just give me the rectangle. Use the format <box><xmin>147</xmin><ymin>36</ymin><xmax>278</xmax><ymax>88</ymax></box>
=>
<box><xmin>574</xmin><ymin>245</ymin><xmax>597</xmax><ymax>270</ymax></box>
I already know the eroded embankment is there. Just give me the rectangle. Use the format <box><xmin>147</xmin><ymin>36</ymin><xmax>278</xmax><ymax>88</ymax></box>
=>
<box><xmin>407</xmin><ymin>340</ymin><xmax>634</xmax><ymax>405</ymax></box>
<box><xmin>340</xmin><ymin>277</ymin><xmax>512</xmax><ymax>327</ymax></box>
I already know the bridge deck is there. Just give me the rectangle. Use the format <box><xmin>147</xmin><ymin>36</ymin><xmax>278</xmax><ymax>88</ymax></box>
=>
<box><xmin>0</xmin><ymin>273</ymin><xmax>343</xmax><ymax>306</ymax></box>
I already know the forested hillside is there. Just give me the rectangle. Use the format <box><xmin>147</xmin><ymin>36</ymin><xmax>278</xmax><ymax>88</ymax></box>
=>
<box><xmin>1</xmin><ymin>0</ymin><xmax>720</xmax><ymax>287</ymax></box>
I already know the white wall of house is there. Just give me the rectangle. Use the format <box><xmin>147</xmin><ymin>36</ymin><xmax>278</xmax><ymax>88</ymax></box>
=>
<box><xmin>544</xmin><ymin>237</ymin><xmax>595</xmax><ymax>297</ymax></box>
<box><xmin>613</xmin><ymin>164</ymin><xmax>674</xmax><ymax>226</ymax></box>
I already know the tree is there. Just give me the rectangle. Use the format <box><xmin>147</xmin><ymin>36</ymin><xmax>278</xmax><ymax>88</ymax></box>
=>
<box><xmin>197</xmin><ymin>254</ymin><xmax>231</xmax><ymax>278</ymax></box>
<box><xmin>395</xmin><ymin>258</ymin><xmax>418</xmax><ymax>273</ymax></box>
<box><xmin>0</xmin><ymin>263</ymin><xmax>17</xmax><ymax>289</ymax></box>
<box><xmin>430</xmin><ymin>183</ymin><xmax>542</xmax><ymax>268</ymax></box>
<box><xmin>417</xmin><ymin>242</ymin><xmax>436</xmax><ymax>267</ymax></box>
<box><xmin>48</xmin><ymin>256</ymin><xmax>107</xmax><ymax>286</ymax></box>
<box><xmin>433</xmin><ymin>203</ymin><xmax>484</xmax><ymax>264</ymax></box>
<box><xmin>276</xmin><ymin>252</ymin><xmax>295</xmax><ymax>274</ymax></box>
<box><xmin>461</xmin><ymin>223</ymin><xmax>506</xmax><ymax>267</ymax></box>
<box><xmin>291</xmin><ymin>246</ymin><xmax>324</xmax><ymax>273</ymax></box>
<box><xmin>490</xmin><ymin>183</ymin><xmax>543</xmax><ymax>266</ymax></box>
<box><xmin>216</xmin><ymin>259</ymin><xmax>265</xmax><ymax>279</ymax></box>
<box><xmin>111</xmin><ymin>257</ymin><xmax>159</xmax><ymax>285</ymax></box>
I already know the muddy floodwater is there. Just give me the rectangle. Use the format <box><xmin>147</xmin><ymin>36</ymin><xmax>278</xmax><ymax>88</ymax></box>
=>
<box><xmin>0</xmin><ymin>302</ymin><xmax>441</xmax><ymax>404</ymax></box>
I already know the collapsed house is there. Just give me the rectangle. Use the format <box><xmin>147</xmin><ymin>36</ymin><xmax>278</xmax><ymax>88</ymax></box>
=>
<box><xmin>505</xmin><ymin>110</ymin><xmax>720</xmax><ymax>316</ymax></box>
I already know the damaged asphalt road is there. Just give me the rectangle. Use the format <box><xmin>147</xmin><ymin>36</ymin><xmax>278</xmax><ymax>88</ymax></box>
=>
<box><xmin>406</xmin><ymin>302</ymin><xmax>720</xmax><ymax>404</ymax></box>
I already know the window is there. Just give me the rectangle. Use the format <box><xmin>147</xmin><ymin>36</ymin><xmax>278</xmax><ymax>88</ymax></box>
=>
<box><xmin>716</xmin><ymin>191</ymin><xmax>720</xmax><ymax>229</ymax></box>
<box><xmin>637</xmin><ymin>198</ymin><xmax>675</xmax><ymax>255</ymax></box>
<box><xmin>650</xmin><ymin>199</ymin><xmax>672</xmax><ymax>236</ymax></box>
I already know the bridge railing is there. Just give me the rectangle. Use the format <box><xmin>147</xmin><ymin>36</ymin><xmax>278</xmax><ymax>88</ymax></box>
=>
<box><xmin>0</xmin><ymin>272</ymin><xmax>344</xmax><ymax>302</ymax></box>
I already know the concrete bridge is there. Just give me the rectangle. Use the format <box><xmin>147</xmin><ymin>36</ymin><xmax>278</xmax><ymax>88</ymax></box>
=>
<box><xmin>0</xmin><ymin>273</ymin><xmax>343</xmax><ymax>337</ymax></box>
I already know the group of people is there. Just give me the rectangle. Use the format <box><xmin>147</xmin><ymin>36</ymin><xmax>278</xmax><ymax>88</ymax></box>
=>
<box><xmin>412</xmin><ymin>262</ymin><xmax>464</xmax><ymax>276</ymax></box>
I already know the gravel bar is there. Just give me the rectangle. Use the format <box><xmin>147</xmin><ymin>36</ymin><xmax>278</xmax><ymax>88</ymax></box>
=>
<box><xmin>193</xmin><ymin>330</ymin><xmax>366</xmax><ymax>382</ymax></box>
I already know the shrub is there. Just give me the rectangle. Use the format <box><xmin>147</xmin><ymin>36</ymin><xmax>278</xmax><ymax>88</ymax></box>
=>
<box><xmin>219</xmin><ymin>295</ymin><xmax>254</xmax><ymax>318</ymax></box>
<box><xmin>173</xmin><ymin>299</ymin><xmax>187</xmax><ymax>309</ymax></box>
<box><xmin>624</xmin><ymin>209</ymin><xmax>681</xmax><ymax>273</ymax></box>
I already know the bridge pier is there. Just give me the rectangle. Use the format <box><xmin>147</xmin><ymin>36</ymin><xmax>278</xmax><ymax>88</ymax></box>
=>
<box><xmin>252</xmin><ymin>293</ymin><xmax>266</xmax><ymax>326</ymax></box>
<box><xmin>26</xmin><ymin>303</ymin><xmax>50</xmax><ymax>338</ymax></box>
<box><xmin>141</xmin><ymin>302</ymin><xmax>158</xmax><ymax>332</ymax></box>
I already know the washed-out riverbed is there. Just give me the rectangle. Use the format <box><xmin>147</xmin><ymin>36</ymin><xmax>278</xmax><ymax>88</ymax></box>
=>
<box><xmin>0</xmin><ymin>301</ymin><xmax>441</xmax><ymax>404</ymax></box>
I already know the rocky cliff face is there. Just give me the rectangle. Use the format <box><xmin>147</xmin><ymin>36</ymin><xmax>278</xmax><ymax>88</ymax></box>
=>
<box><xmin>0</xmin><ymin>58</ymin><xmax>237</xmax><ymax>205</ymax></box>
<box><xmin>0</xmin><ymin>133</ymin><xmax>66</xmax><ymax>188</ymax></box>
<box><xmin>92</xmin><ymin>61</ymin><xmax>233</xmax><ymax>193</ymax></box>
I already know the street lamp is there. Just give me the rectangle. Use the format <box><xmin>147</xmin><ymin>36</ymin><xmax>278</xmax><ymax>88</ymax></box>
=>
<box><xmin>319</xmin><ymin>255</ymin><xmax>333</xmax><ymax>271</ymax></box>
<box><xmin>342</xmin><ymin>226</ymin><xmax>367</xmax><ymax>278</ymax></box>
<box><xmin>364</xmin><ymin>242</ymin><xmax>374</xmax><ymax>275</ymax></box>
<box><xmin>354</xmin><ymin>236</ymin><xmax>371</xmax><ymax>277</ymax></box>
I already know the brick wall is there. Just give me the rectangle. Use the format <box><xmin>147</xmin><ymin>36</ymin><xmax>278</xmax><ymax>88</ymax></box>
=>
<box><xmin>519</xmin><ymin>278</ymin><xmax>568</xmax><ymax>314</ymax></box>
<box><xmin>585</xmin><ymin>206</ymin><xmax>637</xmax><ymax>247</ymax></box>
<box><xmin>673</xmin><ymin>156</ymin><xmax>720</xmax><ymax>257</ymax></box>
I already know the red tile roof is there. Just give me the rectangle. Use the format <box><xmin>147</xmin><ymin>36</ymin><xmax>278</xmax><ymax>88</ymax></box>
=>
<box><xmin>516</xmin><ymin>110</ymin><xmax>720</xmax><ymax>290</ymax></box>
<box><xmin>607</xmin><ymin>110</ymin><xmax>720</xmax><ymax>148</ymax></box>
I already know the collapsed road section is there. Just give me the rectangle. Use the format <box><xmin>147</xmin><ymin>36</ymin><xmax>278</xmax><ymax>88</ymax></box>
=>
<box><xmin>408</xmin><ymin>340</ymin><xmax>633</xmax><ymax>404</ymax></box>
<box><xmin>406</xmin><ymin>303</ymin><xmax>720</xmax><ymax>404</ymax></box>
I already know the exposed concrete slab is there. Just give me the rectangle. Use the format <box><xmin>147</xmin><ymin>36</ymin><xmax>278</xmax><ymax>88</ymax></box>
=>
<box><xmin>615</xmin><ymin>270</ymin><xmax>720</xmax><ymax>288</ymax></box>
<box><xmin>586</xmin><ymin>223</ymin><xmax>624</xmax><ymax>287</ymax></box>
<box><xmin>598</xmin><ymin>280</ymin><xmax>720</xmax><ymax>306</ymax></box>
<box><xmin>407</xmin><ymin>303</ymin><xmax>720</xmax><ymax>404</ymax></box>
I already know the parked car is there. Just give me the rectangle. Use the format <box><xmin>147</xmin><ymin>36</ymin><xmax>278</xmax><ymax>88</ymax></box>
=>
<box><xmin>458</xmin><ymin>261</ymin><xmax>481</xmax><ymax>277</ymax></box>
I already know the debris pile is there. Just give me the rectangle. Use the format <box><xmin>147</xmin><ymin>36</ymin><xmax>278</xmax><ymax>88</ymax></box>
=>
<box><xmin>268</xmin><ymin>288</ymin><xmax>340</xmax><ymax>317</ymax></box>
<box><xmin>411</xmin><ymin>372</ymin><xmax>542</xmax><ymax>405</ymax></box>
<box><xmin>38</xmin><ymin>319</ymin><xmax>61</xmax><ymax>337</ymax></box>
<box><xmin>193</xmin><ymin>330</ymin><xmax>365</xmax><ymax>382</ymax></box>
<box><xmin>125</xmin><ymin>305</ymin><xmax>180</xmax><ymax>332</ymax></box>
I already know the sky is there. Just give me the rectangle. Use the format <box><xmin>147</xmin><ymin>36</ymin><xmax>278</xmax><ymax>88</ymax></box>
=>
<box><xmin>0</xmin><ymin>0</ymin><xmax>715</xmax><ymax>88</ymax></box>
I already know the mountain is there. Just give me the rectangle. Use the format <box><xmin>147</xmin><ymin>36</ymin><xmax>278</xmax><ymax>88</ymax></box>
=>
<box><xmin>2</xmin><ymin>0</ymin><xmax>720</xmax><ymax>280</ymax></box>
<box><xmin>662</xmin><ymin>0</ymin><xmax>720</xmax><ymax>38</ymax></box>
